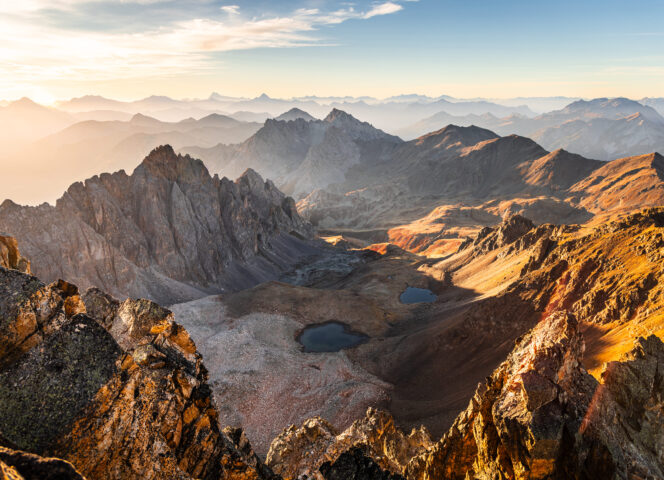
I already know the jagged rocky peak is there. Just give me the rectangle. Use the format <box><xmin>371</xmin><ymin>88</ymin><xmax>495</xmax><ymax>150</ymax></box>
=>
<box><xmin>275</xmin><ymin>108</ymin><xmax>315</xmax><ymax>122</ymax></box>
<box><xmin>469</xmin><ymin>213</ymin><xmax>536</xmax><ymax>253</ymax></box>
<box><xmin>0</xmin><ymin>260</ymin><xmax>277</xmax><ymax>479</ymax></box>
<box><xmin>323</xmin><ymin>108</ymin><xmax>400</xmax><ymax>141</ymax></box>
<box><xmin>266</xmin><ymin>407</ymin><xmax>433</xmax><ymax>479</ymax></box>
<box><xmin>323</xmin><ymin>108</ymin><xmax>355</xmax><ymax>123</ymax></box>
<box><xmin>405</xmin><ymin>311</ymin><xmax>664</xmax><ymax>479</ymax></box>
<box><xmin>272</xmin><ymin>309</ymin><xmax>664</xmax><ymax>479</ymax></box>
<box><xmin>0</xmin><ymin>145</ymin><xmax>316</xmax><ymax>304</ymax></box>
<box><xmin>137</xmin><ymin>144</ymin><xmax>209</xmax><ymax>181</ymax></box>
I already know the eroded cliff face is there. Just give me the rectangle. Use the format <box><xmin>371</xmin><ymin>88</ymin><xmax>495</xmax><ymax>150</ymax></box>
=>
<box><xmin>0</xmin><ymin>240</ymin><xmax>276</xmax><ymax>480</ymax></box>
<box><xmin>0</xmin><ymin>145</ymin><xmax>316</xmax><ymax>305</ymax></box>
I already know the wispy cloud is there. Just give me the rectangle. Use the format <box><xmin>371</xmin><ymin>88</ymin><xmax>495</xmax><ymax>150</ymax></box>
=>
<box><xmin>364</xmin><ymin>2</ymin><xmax>403</xmax><ymax>18</ymax></box>
<box><xmin>221</xmin><ymin>5</ymin><xmax>240</xmax><ymax>16</ymax></box>
<box><xmin>0</xmin><ymin>1</ymin><xmax>409</xmax><ymax>95</ymax></box>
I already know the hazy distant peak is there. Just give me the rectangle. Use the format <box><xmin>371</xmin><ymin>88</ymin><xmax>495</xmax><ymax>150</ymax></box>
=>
<box><xmin>324</xmin><ymin>108</ymin><xmax>359</xmax><ymax>124</ymax></box>
<box><xmin>142</xmin><ymin>95</ymin><xmax>175</xmax><ymax>102</ymax></box>
<box><xmin>196</xmin><ymin>112</ymin><xmax>239</xmax><ymax>125</ymax></box>
<box><xmin>129</xmin><ymin>112</ymin><xmax>160</xmax><ymax>125</ymax></box>
<box><xmin>11</xmin><ymin>97</ymin><xmax>39</xmax><ymax>107</ymax></box>
<box><xmin>276</xmin><ymin>108</ymin><xmax>315</xmax><ymax>122</ymax></box>
<box><xmin>416</xmin><ymin>124</ymin><xmax>498</xmax><ymax>148</ymax></box>
<box><xmin>208</xmin><ymin>92</ymin><xmax>242</xmax><ymax>102</ymax></box>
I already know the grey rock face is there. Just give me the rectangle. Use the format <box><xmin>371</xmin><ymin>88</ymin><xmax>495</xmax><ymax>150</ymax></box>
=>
<box><xmin>189</xmin><ymin>110</ymin><xmax>403</xmax><ymax>199</ymax></box>
<box><xmin>0</xmin><ymin>145</ymin><xmax>316</xmax><ymax>304</ymax></box>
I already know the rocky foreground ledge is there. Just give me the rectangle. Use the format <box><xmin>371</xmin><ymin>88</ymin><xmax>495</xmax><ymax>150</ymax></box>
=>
<box><xmin>0</xmin><ymin>239</ymin><xmax>278</xmax><ymax>479</ymax></box>
<box><xmin>1</xmin><ymin>236</ymin><xmax>663</xmax><ymax>479</ymax></box>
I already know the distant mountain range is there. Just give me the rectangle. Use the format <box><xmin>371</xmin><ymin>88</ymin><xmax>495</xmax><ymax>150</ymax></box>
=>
<box><xmin>184</xmin><ymin>109</ymin><xmax>402</xmax><ymax>198</ymax></box>
<box><xmin>180</xmin><ymin>107</ymin><xmax>664</xmax><ymax>256</ymax></box>
<box><xmin>0</xmin><ymin>112</ymin><xmax>261</xmax><ymax>205</ymax></box>
<box><xmin>0</xmin><ymin>98</ymin><xmax>75</xmax><ymax>148</ymax></box>
<box><xmin>398</xmin><ymin>97</ymin><xmax>664</xmax><ymax>160</ymax></box>
<box><xmin>2</xmin><ymin>94</ymin><xmax>664</xmax><ymax>205</ymax></box>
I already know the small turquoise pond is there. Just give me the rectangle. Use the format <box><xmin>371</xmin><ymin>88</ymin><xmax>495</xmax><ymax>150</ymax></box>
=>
<box><xmin>400</xmin><ymin>287</ymin><xmax>437</xmax><ymax>304</ymax></box>
<box><xmin>298</xmin><ymin>322</ymin><xmax>369</xmax><ymax>353</ymax></box>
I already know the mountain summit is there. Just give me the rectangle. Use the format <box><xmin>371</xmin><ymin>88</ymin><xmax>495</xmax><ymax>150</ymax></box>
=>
<box><xmin>0</xmin><ymin>146</ymin><xmax>315</xmax><ymax>304</ymax></box>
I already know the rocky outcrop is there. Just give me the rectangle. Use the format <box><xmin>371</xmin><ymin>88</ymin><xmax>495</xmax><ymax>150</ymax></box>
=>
<box><xmin>0</xmin><ymin>446</ymin><xmax>85</xmax><ymax>480</ymax></box>
<box><xmin>0</xmin><ymin>261</ymin><xmax>276</xmax><ymax>479</ymax></box>
<box><xmin>470</xmin><ymin>214</ymin><xmax>536</xmax><ymax>254</ymax></box>
<box><xmin>404</xmin><ymin>311</ymin><xmax>664</xmax><ymax>479</ymax></box>
<box><xmin>0</xmin><ymin>235</ymin><xmax>29</xmax><ymax>273</ymax></box>
<box><xmin>266</xmin><ymin>408</ymin><xmax>432</xmax><ymax>479</ymax></box>
<box><xmin>0</xmin><ymin>145</ymin><xmax>316</xmax><ymax>304</ymax></box>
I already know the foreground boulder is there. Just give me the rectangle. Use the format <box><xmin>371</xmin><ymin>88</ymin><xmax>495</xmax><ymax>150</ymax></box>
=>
<box><xmin>319</xmin><ymin>447</ymin><xmax>405</xmax><ymax>480</ymax></box>
<box><xmin>0</xmin><ymin>243</ymin><xmax>276</xmax><ymax>480</ymax></box>
<box><xmin>0</xmin><ymin>235</ymin><xmax>29</xmax><ymax>273</ymax></box>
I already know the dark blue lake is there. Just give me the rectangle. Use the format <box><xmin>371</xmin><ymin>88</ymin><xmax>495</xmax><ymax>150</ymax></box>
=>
<box><xmin>298</xmin><ymin>322</ymin><xmax>369</xmax><ymax>353</ymax></box>
<box><xmin>400</xmin><ymin>287</ymin><xmax>437</xmax><ymax>304</ymax></box>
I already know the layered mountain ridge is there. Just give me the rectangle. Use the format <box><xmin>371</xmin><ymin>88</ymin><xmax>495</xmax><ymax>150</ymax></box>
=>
<box><xmin>184</xmin><ymin>109</ymin><xmax>403</xmax><ymax>198</ymax></box>
<box><xmin>398</xmin><ymin>97</ymin><xmax>664</xmax><ymax>161</ymax></box>
<box><xmin>2</xmin><ymin>97</ymin><xmax>664</xmax><ymax>480</ymax></box>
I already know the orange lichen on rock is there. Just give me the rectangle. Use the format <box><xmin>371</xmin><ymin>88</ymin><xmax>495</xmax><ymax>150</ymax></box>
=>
<box><xmin>0</xmin><ymin>258</ymin><xmax>278</xmax><ymax>480</ymax></box>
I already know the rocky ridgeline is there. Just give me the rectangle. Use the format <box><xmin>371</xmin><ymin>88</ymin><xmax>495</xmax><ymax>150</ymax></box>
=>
<box><xmin>0</xmin><ymin>145</ymin><xmax>315</xmax><ymax>305</ymax></box>
<box><xmin>266</xmin><ymin>408</ymin><xmax>432</xmax><ymax>479</ymax></box>
<box><xmin>403</xmin><ymin>311</ymin><xmax>664</xmax><ymax>479</ymax></box>
<box><xmin>265</xmin><ymin>311</ymin><xmax>664</xmax><ymax>479</ymax></box>
<box><xmin>0</xmin><ymin>237</ymin><xmax>277</xmax><ymax>480</ymax></box>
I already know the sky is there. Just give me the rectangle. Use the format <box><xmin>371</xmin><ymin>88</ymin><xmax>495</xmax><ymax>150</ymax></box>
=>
<box><xmin>1</xmin><ymin>0</ymin><xmax>663</xmax><ymax>103</ymax></box>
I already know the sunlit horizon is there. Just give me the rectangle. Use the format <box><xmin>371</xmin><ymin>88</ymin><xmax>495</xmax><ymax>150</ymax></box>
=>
<box><xmin>2</xmin><ymin>0</ymin><xmax>663</xmax><ymax>103</ymax></box>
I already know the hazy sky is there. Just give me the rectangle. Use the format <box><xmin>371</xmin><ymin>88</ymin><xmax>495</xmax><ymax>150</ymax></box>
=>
<box><xmin>2</xmin><ymin>0</ymin><xmax>663</xmax><ymax>103</ymax></box>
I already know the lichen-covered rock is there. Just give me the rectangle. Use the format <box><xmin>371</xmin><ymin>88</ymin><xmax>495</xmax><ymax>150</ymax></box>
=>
<box><xmin>0</xmin><ymin>267</ymin><xmax>275</xmax><ymax>480</ymax></box>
